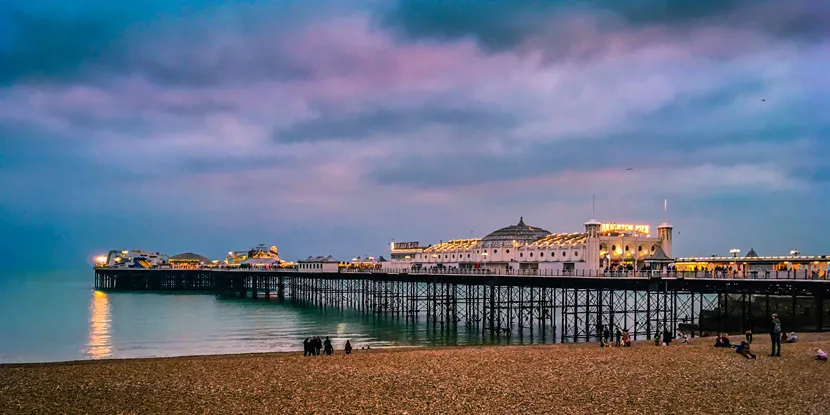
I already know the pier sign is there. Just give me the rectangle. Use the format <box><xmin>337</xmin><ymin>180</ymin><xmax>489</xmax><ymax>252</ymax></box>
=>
<box><xmin>601</xmin><ymin>223</ymin><xmax>650</xmax><ymax>235</ymax></box>
<box><xmin>393</xmin><ymin>241</ymin><xmax>421</xmax><ymax>250</ymax></box>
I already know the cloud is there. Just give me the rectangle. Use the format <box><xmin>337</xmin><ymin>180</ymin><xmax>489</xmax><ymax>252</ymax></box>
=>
<box><xmin>1</xmin><ymin>0</ymin><xmax>829</xmax><ymax>269</ymax></box>
<box><xmin>378</xmin><ymin>0</ymin><xmax>829</xmax><ymax>54</ymax></box>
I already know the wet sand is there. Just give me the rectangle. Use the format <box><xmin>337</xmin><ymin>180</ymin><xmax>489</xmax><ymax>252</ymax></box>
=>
<box><xmin>2</xmin><ymin>333</ymin><xmax>830</xmax><ymax>414</ymax></box>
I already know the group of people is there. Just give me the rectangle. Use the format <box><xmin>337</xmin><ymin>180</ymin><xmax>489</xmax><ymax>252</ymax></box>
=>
<box><xmin>714</xmin><ymin>314</ymin><xmax>825</xmax><ymax>361</ymax></box>
<box><xmin>303</xmin><ymin>336</ymin><xmax>353</xmax><ymax>356</ymax></box>
<box><xmin>600</xmin><ymin>326</ymin><xmax>631</xmax><ymax>347</ymax></box>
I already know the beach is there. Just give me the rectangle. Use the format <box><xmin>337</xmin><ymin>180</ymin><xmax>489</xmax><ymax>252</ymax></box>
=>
<box><xmin>2</xmin><ymin>334</ymin><xmax>830</xmax><ymax>414</ymax></box>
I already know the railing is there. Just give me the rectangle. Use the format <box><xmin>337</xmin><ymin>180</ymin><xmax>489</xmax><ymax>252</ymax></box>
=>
<box><xmin>95</xmin><ymin>266</ymin><xmax>828</xmax><ymax>280</ymax></box>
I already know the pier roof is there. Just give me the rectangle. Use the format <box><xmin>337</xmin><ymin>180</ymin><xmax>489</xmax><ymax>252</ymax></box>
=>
<box><xmin>480</xmin><ymin>217</ymin><xmax>551</xmax><ymax>248</ymax></box>
<box><xmin>170</xmin><ymin>252</ymin><xmax>213</xmax><ymax>264</ymax></box>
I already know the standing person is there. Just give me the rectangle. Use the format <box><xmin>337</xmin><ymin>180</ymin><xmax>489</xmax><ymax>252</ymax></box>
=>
<box><xmin>303</xmin><ymin>338</ymin><xmax>311</xmax><ymax>356</ymax></box>
<box><xmin>345</xmin><ymin>340</ymin><xmax>352</xmax><ymax>355</ymax></box>
<box><xmin>323</xmin><ymin>337</ymin><xmax>333</xmax><ymax>355</ymax></box>
<box><xmin>314</xmin><ymin>336</ymin><xmax>323</xmax><ymax>356</ymax></box>
<box><xmin>662</xmin><ymin>329</ymin><xmax>672</xmax><ymax>346</ymax></box>
<box><xmin>615</xmin><ymin>327</ymin><xmax>622</xmax><ymax>347</ymax></box>
<box><xmin>745</xmin><ymin>328</ymin><xmax>753</xmax><ymax>344</ymax></box>
<box><xmin>769</xmin><ymin>314</ymin><xmax>782</xmax><ymax>357</ymax></box>
<box><xmin>603</xmin><ymin>326</ymin><xmax>611</xmax><ymax>344</ymax></box>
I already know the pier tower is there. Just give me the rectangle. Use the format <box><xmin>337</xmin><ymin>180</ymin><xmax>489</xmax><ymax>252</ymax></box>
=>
<box><xmin>584</xmin><ymin>218</ymin><xmax>602</xmax><ymax>271</ymax></box>
<box><xmin>658</xmin><ymin>222</ymin><xmax>673</xmax><ymax>258</ymax></box>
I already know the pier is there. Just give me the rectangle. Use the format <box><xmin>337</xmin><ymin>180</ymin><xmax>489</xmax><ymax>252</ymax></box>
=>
<box><xmin>94</xmin><ymin>268</ymin><xmax>830</xmax><ymax>342</ymax></box>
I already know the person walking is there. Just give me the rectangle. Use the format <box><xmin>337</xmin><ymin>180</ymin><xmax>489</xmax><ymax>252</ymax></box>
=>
<box><xmin>769</xmin><ymin>314</ymin><xmax>782</xmax><ymax>357</ymax></box>
<box><xmin>345</xmin><ymin>340</ymin><xmax>352</xmax><ymax>355</ymax></box>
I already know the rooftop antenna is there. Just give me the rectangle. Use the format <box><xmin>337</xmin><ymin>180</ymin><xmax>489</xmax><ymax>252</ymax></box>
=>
<box><xmin>663</xmin><ymin>198</ymin><xmax>667</xmax><ymax>223</ymax></box>
<box><xmin>592</xmin><ymin>195</ymin><xmax>596</xmax><ymax>219</ymax></box>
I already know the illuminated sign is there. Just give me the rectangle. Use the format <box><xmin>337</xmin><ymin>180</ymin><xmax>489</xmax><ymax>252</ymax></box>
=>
<box><xmin>392</xmin><ymin>241</ymin><xmax>420</xmax><ymax>250</ymax></box>
<box><xmin>601</xmin><ymin>223</ymin><xmax>650</xmax><ymax>235</ymax></box>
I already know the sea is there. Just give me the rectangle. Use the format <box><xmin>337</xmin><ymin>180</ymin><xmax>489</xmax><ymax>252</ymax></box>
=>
<box><xmin>0</xmin><ymin>270</ymin><xmax>545</xmax><ymax>364</ymax></box>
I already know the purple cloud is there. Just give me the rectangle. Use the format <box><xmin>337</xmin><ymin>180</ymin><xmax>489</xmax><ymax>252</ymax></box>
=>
<box><xmin>1</xmin><ymin>0</ymin><xmax>829</xmax><ymax>267</ymax></box>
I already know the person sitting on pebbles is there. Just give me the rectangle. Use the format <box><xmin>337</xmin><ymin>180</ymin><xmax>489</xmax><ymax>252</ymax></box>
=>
<box><xmin>785</xmin><ymin>332</ymin><xmax>798</xmax><ymax>343</ymax></box>
<box><xmin>817</xmin><ymin>349</ymin><xmax>827</xmax><ymax>361</ymax></box>
<box><xmin>736</xmin><ymin>341</ymin><xmax>757</xmax><ymax>359</ymax></box>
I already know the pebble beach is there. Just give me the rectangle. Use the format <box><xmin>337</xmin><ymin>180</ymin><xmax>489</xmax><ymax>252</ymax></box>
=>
<box><xmin>2</xmin><ymin>333</ymin><xmax>830</xmax><ymax>414</ymax></box>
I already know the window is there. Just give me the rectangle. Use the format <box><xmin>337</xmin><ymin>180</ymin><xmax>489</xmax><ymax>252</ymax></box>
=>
<box><xmin>574</xmin><ymin>251</ymin><xmax>579</xmax><ymax>257</ymax></box>
<box><xmin>520</xmin><ymin>253</ymin><xmax>524</xmax><ymax>257</ymax></box>
<box><xmin>625</xmin><ymin>245</ymin><xmax>629</xmax><ymax>252</ymax></box>
<box><xmin>506</xmin><ymin>249</ymin><xmax>510</xmax><ymax>253</ymax></box>
<box><xmin>467</xmin><ymin>254</ymin><xmax>470</xmax><ymax>258</ymax></box>
<box><xmin>494</xmin><ymin>250</ymin><xmax>498</xmax><ymax>254</ymax></box>
<box><xmin>562</xmin><ymin>251</ymin><xmax>566</xmax><ymax>257</ymax></box>
<box><xmin>540</xmin><ymin>252</ymin><xmax>544</xmax><ymax>257</ymax></box>
<box><xmin>452</xmin><ymin>254</ymin><xmax>455</xmax><ymax>258</ymax></box>
<box><xmin>638</xmin><ymin>246</ymin><xmax>643</xmax><ymax>252</ymax></box>
<box><xmin>530</xmin><ymin>252</ymin><xmax>534</xmax><ymax>257</ymax></box>
<box><xmin>611</xmin><ymin>245</ymin><xmax>617</xmax><ymax>252</ymax></box>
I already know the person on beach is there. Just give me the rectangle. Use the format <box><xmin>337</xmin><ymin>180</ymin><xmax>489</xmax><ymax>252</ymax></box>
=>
<box><xmin>786</xmin><ymin>332</ymin><xmax>798</xmax><ymax>343</ymax></box>
<box><xmin>615</xmin><ymin>327</ymin><xmax>622</xmax><ymax>347</ymax></box>
<box><xmin>654</xmin><ymin>335</ymin><xmax>661</xmax><ymax>346</ymax></box>
<box><xmin>345</xmin><ymin>340</ymin><xmax>352</xmax><ymax>355</ymax></box>
<box><xmin>303</xmin><ymin>338</ymin><xmax>311</xmax><ymax>356</ymax></box>
<box><xmin>323</xmin><ymin>337</ymin><xmax>333</xmax><ymax>355</ymax></box>
<box><xmin>736</xmin><ymin>341</ymin><xmax>757</xmax><ymax>359</ymax></box>
<box><xmin>623</xmin><ymin>330</ymin><xmax>631</xmax><ymax>347</ymax></box>
<box><xmin>314</xmin><ymin>337</ymin><xmax>322</xmax><ymax>356</ymax></box>
<box><xmin>770</xmin><ymin>314</ymin><xmax>782</xmax><ymax>357</ymax></box>
<box><xmin>745</xmin><ymin>329</ymin><xmax>753</xmax><ymax>344</ymax></box>
<box><xmin>603</xmin><ymin>326</ymin><xmax>610</xmax><ymax>344</ymax></box>
<box><xmin>817</xmin><ymin>349</ymin><xmax>827</xmax><ymax>361</ymax></box>
<box><xmin>662</xmin><ymin>329</ymin><xmax>672</xmax><ymax>346</ymax></box>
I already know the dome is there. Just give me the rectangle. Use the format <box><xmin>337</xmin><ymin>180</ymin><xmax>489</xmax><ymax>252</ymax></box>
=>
<box><xmin>479</xmin><ymin>217</ymin><xmax>551</xmax><ymax>248</ymax></box>
<box><xmin>169</xmin><ymin>252</ymin><xmax>213</xmax><ymax>264</ymax></box>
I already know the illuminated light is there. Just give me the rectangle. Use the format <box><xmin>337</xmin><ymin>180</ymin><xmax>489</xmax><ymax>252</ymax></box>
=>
<box><xmin>94</xmin><ymin>255</ymin><xmax>107</xmax><ymax>264</ymax></box>
<box><xmin>601</xmin><ymin>223</ymin><xmax>650</xmax><ymax>235</ymax></box>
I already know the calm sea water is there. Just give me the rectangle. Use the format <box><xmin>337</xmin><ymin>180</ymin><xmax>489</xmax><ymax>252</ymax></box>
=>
<box><xmin>0</xmin><ymin>271</ymin><xmax>543</xmax><ymax>364</ymax></box>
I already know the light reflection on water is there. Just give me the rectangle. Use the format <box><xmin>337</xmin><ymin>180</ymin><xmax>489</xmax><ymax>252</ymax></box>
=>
<box><xmin>86</xmin><ymin>291</ymin><xmax>112</xmax><ymax>359</ymax></box>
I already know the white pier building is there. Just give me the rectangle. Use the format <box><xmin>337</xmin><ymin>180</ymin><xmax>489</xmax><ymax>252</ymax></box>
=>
<box><xmin>386</xmin><ymin>217</ymin><xmax>673</xmax><ymax>274</ymax></box>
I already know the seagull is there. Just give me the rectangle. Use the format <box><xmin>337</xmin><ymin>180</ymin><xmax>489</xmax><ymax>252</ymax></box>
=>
<box><xmin>626</xmin><ymin>168</ymin><xmax>633</xmax><ymax>171</ymax></box>
<box><xmin>761</xmin><ymin>99</ymin><xmax>765</xmax><ymax>102</ymax></box>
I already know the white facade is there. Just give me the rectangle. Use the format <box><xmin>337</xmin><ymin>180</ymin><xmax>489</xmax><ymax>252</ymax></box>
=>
<box><xmin>298</xmin><ymin>255</ymin><xmax>340</xmax><ymax>273</ymax></box>
<box><xmin>387</xmin><ymin>217</ymin><xmax>673</xmax><ymax>274</ymax></box>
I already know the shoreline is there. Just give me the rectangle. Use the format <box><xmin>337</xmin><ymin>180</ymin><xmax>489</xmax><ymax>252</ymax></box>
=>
<box><xmin>0</xmin><ymin>332</ymin><xmax>819</xmax><ymax>368</ymax></box>
<box><xmin>3</xmin><ymin>334</ymin><xmax>830</xmax><ymax>414</ymax></box>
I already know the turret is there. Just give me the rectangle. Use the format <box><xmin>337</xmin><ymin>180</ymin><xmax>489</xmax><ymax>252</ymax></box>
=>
<box><xmin>658</xmin><ymin>222</ymin><xmax>673</xmax><ymax>258</ymax></box>
<box><xmin>584</xmin><ymin>218</ymin><xmax>602</xmax><ymax>272</ymax></box>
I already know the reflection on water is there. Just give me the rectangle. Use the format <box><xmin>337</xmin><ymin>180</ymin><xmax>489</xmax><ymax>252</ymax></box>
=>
<box><xmin>86</xmin><ymin>290</ymin><xmax>112</xmax><ymax>359</ymax></box>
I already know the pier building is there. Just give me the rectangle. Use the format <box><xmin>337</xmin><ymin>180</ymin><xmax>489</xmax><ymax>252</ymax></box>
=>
<box><xmin>675</xmin><ymin>248</ymin><xmax>829</xmax><ymax>278</ymax></box>
<box><xmin>298</xmin><ymin>256</ymin><xmax>340</xmax><ymax>272</ymax></box>
<box><xmin>386</xmin><ymin>217</ymin><xmax>673</xmax><ymax>274</ymax></box>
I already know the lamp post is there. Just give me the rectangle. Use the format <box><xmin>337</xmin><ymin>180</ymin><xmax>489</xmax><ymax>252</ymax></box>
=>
<box><xmin>730</xmin><ymin>248</ymin><xmax>740</xmax><ymax>258</ymax></box>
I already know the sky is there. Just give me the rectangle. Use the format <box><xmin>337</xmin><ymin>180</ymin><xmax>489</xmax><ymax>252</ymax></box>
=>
<box><xmin>1</xmin><ymin>0</ymin><xmax>829</xmax><ymax>271</ymax></box>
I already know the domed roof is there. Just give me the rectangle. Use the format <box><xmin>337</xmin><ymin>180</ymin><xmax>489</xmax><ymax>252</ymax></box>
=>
<box><xmin>170</xmin><ymin>252</ymin><xmax>213</xmax><ymax>264</ymax></box>
<box><xmin>480</xmin><ymin>217</ymin><xmax>551</xmax><ymax>248</ymax></box>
